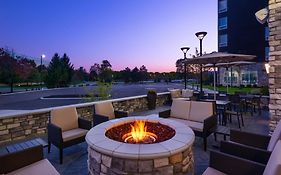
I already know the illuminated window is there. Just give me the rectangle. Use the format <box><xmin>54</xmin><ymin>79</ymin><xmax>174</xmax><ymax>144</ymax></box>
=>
<box><xmin>219</xmin><ymin>17</ymin><xmax>228</xmax><ymax>30</ymax></box>
<box><xmin>219</xmin><ymin>34</ymin><xmax>228</xmax><ymax>47</ymax></box>
<box><xmin>219</xmin><ymin>0</ymin><xmax>227</xmax><ymax>13</ymax></box>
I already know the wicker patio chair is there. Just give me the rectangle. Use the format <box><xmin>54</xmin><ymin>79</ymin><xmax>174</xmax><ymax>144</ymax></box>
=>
<box><xmin>93</xmin><ymin>102</ymin><xmax>128</xmax><ymax>126</ymax></box>
<box><xmin>0</xmin><ymin>145</ymin><xmax>59</xmax><ymax>174</ymax></box>
<box><xmin>48</xmin><ymin>107</ymin><xmax>92</xmax><ymax>164</ymax></box>
<box><xmin>202</xmin><ymin>140</ymin><xmax>281</xmax><ymax>175</ymax></box>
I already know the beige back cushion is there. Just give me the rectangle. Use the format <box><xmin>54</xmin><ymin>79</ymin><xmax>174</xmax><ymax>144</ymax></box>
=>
<box><xmin>182</xmin><ymin>89</ymin><xmax>193</xmax><ymax>98</ymax></box>
<box><xmin>95</xmin><ymin>102</ymin><xmax>115</xmax><ymax>120</ymax></box>
<box><xmin>263</xmin><ymin>140</ymin><xmax>281</xmax><ymax>175</ymax></box>
<box><xmin>267</xmin><ymin>121</ymin><xmax>281</xmax><ymax>151</ymax></box>
<box><xmin>170</xmin><ymin>99</ymin><xmax>191</xmax><ymax>120</ymax></box>
<box><xmin>51</xmin><ymin>107</ymin><xmax>79</xmax><ymax>131</ymax></box>
<box><xmin>169</xmin><ymin>89</ymin><xmax>181</xmax><ymax>98</ymax></box>
<box><xmin>189</xmin><ymin>101</ymin><xmax>214</xmax><ymax>123</ymax></box>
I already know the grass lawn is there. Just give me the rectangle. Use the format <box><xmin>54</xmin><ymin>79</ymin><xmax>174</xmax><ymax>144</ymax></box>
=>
<box><xmin>0</xmin><ymin>84</ymin><xmax>42</xmax><ymax>93</ymax></box>
<box><xmin>203</xmin><ymin>85</ymin><xmax>262</xmax><ymax>94</ymax></box>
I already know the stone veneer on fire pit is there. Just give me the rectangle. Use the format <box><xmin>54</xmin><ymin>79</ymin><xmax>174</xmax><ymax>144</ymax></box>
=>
<box><xmin>86</xmin><ymin>116</ymin><xmax>195</xmax><ymax>175</ymax></box>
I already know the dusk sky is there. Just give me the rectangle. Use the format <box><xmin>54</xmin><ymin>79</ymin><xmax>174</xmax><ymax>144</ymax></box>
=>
<box><xmin>0</xmin><ymin>0</ymin><xmax>217</xmax><ymax>72</ymax></box>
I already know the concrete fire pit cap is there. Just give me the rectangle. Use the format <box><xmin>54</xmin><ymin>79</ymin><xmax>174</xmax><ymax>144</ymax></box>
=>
<box><xmin>86</xmin><ymin>116</ymin><xmax>195</xmax><ymax>159</ymax></box>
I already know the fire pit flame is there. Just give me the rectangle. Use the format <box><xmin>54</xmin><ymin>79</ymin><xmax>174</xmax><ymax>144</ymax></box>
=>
<box><xmin>122</xmin><ymin>120</ymin><xmax>157</xmax><ymax>144</ymax></box>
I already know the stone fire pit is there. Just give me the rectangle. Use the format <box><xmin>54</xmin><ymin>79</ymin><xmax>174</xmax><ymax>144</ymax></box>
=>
<box><xmin>86</xmin><ymin>116</ymin><xmax>195</xmax><ymax>175</ymax></box>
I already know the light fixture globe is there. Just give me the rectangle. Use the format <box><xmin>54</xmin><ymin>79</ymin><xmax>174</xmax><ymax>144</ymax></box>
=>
<box><xmin>265</xmin><ymin>63</ymin><xmax>270</xmax><ymax>74</ymax></box>
<box><xmin>181</xmin><ymin>47</ymin><xmax>190</xmax><ymax>54</ymax></box>
<box><xmin>195</xmin><ymin>31</ymin><xmax>207</xmax><ymax>40</ymax></box>
<box><xmin>41</xmin><ymin>54</ymin><xmax>46</xmax><ymax>59</ymax></box>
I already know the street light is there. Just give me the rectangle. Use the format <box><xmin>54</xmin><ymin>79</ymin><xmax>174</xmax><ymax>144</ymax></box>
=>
<box><xmin>40</xmin><ymin>54</ymin><xmax>46</xmax><ymax>90</ymax></box>
<box><xmin>181</xmin><ymin>47</ymin><xmax>190</xmax><ymax>89</ymax></box>
<box><xmin>195</xmin><ymin>31</ymin><xmax>207</xmax><ymax>96</ymax></box>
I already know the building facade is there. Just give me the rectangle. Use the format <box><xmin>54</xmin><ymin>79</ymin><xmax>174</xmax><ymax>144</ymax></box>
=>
<box><xmin>217</xmin><ymin>0</ymin><xmax>269</xmax><ymax>87</ymax></box>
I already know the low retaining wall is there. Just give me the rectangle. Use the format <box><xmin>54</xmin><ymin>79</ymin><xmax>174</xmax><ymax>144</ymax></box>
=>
<box><xmin>0</xmin><ymin>92</ymin><xmax>170</xmax><ymax>145</ymax></box>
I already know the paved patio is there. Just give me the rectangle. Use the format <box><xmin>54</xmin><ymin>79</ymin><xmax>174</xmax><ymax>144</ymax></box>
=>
<box><xmin>0</xmin><ymin>106</ymin><xmax>269</xmax><ymax>175</ymax></box>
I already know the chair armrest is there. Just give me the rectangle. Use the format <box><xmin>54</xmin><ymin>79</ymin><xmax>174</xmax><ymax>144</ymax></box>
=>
<box><xmin>0</xmin><ymin>145</ymin><xmax>43</xmax><ymax>174</ymax></box>
<box><xmin>78</xmin><ymin>118</ymin><xmax>92</xmax><ymax>130</ymax></box>
<box><xmin>93</xmin><ymin>114</ymin><xmax>109</xmax><ymax>126</ymax></box>
<box><xmin>203</xmin><ymin>115</ymin><xmax>217</xmax><ymax>133</ymax></box>
<box><xmin>209</xmin><ymin>150</ymin><xmax>265</xmax><ymax>175</ymax></box>
<box><xmin>114</xmin><ymin>110</ymin><xmax>129</xmax><ymax>118</ymax></box>
<box><xmin>220</xmin><ymin>141</ymin><xmax>271</xmax><ymax>164</ymax></box>
<box><xmin>48</xmin><ymin>123</ymin><xmax>63</xmax><ymax>145</ymax></box>
<box><xmin>159</xmin><ymin>110</ymin><xmax>171</xmax><ymax>118</ymax></box>
<box><xmin>230</xmin><ymin>129</ymin><xmax>270</xmax><ymax>149</ymax></box>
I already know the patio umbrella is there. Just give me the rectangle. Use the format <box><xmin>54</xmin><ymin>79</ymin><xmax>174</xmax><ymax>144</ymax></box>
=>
<box><xmin>204</xmin><ymin>61</ymin><xmax>256</xmax><ymax>93</ymax></box>
<box><xmin>184</xmin><ymin>52</ymin><xmax>256</xmax><ymax>100</ymax></box>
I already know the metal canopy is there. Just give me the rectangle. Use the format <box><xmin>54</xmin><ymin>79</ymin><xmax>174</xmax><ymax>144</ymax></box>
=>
<box><xmin>183</xmin><ymin>52</ymin><xmax>256</xmax><ymax>100</ymax></box>
<box><xmin>203</xmin><ymin>61</ymin><xmax>256</xmax><ymax>68</ymax></box>
<box><xmin>184</xmin><ymin>52</ymin><xmax>256</xmax><ymax>65</ymax></box>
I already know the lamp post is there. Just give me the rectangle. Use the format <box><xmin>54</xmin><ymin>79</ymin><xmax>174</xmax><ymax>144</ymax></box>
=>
<box><xmin>195</xmin><ymin>31</ymin><xmax>207</xmax><ymax>97</ymax></box>
<box><xmin>40</xmin><ymin>54</ymin><xmax>46</xmax><ymax>90</ymax></box>
<box><xmin>181</xmin><ymin>47</ymin><xmax>190</xmax><ymax>89</ymax></box>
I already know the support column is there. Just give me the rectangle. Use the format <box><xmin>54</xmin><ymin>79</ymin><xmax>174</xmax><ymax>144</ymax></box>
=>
<box><xmin>268</xmin><ymin>0</ymin><xmax>281</xmax><ymax>133</ymax></box>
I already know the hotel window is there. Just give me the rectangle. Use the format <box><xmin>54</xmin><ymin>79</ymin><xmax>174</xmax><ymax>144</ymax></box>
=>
<box><xmin>241</xmin><ymin>71</ymin><xmax>258</xmax><ymax>85</ymax></box>
<box><xmin>265</xmin><ymin>47</ymin><xmax>269</xmax><ymax>61</ymax></box>
<box><xmin>265</xmin><ymin>27</ymin><xmax>269</xmax><ymax>41</ymax></box>
<box><xmin>219</xmin><ymin>0</ymin><xmax>227</xmax><ymax>13</ymax></box>
<box><xmin>219</xmin><ymin>17</ymin><xmax>228</xmax><ymax>30</ymax></box>
<box><xmin>219</xmin><ymin>34</ymin><xmax>228</xmax><ymax>47</ymax></box>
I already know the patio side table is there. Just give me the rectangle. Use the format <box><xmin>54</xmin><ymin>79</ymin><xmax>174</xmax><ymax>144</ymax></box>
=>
<box><xmin>6</xmin><ymin>138</ymin><xmax>48</xmax><ymax>153</ymax></box>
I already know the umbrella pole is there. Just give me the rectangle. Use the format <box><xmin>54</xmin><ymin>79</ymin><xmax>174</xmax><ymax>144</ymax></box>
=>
<box><xmin>226</xmin><ymin>67</ymin><xmax>229</xmax><ymax>94</ymax></box>
<box><xmin>230</xmin><ymin>67</ymin><xmax>233</xmax><ymax>87</ymax></box>
<box><xmin>213</xmin><ymin>64</ymin><xmax>216</xmax><ymax>100</ymax></box>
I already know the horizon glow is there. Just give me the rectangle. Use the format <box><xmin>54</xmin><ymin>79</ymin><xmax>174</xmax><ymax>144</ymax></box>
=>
<box><xmin>0</xmin><ymin>0</ymin><xmax>218</xmax><ymax>72</ymax></box>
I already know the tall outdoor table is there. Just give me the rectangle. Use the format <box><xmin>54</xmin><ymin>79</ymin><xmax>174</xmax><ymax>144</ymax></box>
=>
<box><xmin>203</xmin><ymin>99</ymin><xmax>230</xmax><ymax>125</ymax></box>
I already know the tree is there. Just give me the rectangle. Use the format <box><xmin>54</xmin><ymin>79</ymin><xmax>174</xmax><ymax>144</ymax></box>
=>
<box><xmin>99</xmin><ymin>60</ymin><xmax>113</xmax><ymax>82</ymax></box>
<box><xmin>100</xmin><ymin>60</ymin><xmax>112</xmax><ymax>70</ymax></box>
<box><xmin>61</xmin><ymin>53</ymin><xmax>74</xmax><ymax>85</ymax></box>
<box><xmin>131</xmin><ymin>67</ymin><xmax>141</xmax><ymax>82</ymax></box>
<box><xmin>45</xmin><ymin>53</ymin><xmax>74</xmax><ymax>88</ymax></box>
<box><xmin>89</xmin><ymin>63</ymin><xmax>100</xmax><ymax>81</ymax></box>
<box><xmin>17</xmin><ymin>58</ymin><xmax>37</xmax><ymax>84</ymax></box>
<box><xmin>139</xmin><ymin>65</ymin><xmax>148</xmax><ymax>81</ymax></box>
<box><xmin>72</xmin><ymin>67</ymin><xmax>89</xmax><ymax>83</ymax></box>
<box><xmin>120</xmin><ymin>67</ymin><xmax>131</xmax><ymax>83</ymax></box>
<box><xmin>0</xmin><ymin>52</ymin><xmax>19</xmax><ymax>92</ymax></box>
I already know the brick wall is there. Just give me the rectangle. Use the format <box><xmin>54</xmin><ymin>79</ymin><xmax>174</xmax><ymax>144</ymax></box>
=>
<box><xmin>0</xmin><ymin>93</ymin><xmax>170</xmax><ymax>145</ymax></box>
<box><xmin>268</xmin><ymin>0</ymin><xmax>281</xmax><ymax>133</ymax></box>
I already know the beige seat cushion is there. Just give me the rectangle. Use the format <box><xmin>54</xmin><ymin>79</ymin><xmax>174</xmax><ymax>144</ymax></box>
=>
<box><xmin>95</xmin><ymin>102</ymin><xmax>115</xmax><ymax>120</ymax></box>
<box><xmin>7</xmin><ymin>159</ymin><xmax>60</xmax><ymax>175</ymax></box>
<box><xmin>169</xmin><ymin>118</ymin><xmax>203</xmax><ymax>132</ymax></box>
<box><xmin>263</xmin><ymin>140</ymin><xmax>281</xmax><ymax>175</ymax></box>
<box><xmin>182</xmin><ymin>89</ymin><xmax>193</xmax><ymax>98</ymax></box>
<box><xmin>189</xmin><ymin>101</ymin><xmax>214</xmax><ymax>123</ymax></box>
<box><xmin>170</xmin><ymin>100</ymin><xmax>191</xmax><ymax>120</ymax></box>
<box><xmin>62</xmin><ymin>128</ymin><xmax>88</xmax><ymax>142</ymax></box>
<box><xmin>169</xmin><ymin>89</ymin><xmax>182</xmax><ymax>98</ymax></box>
<box><xmin>202</xmin><ymin>167</ymin><xmax>226</xmax><ymax>175</ymax></box>
<box><xmin>268</xmin><ymin>121</ymin><xmax>281</xmax><ymax>151</ymax></box>
<box><xmin>51</xmin><ymin>107</ymin><xmax>78</xmax><ymax>131</ymax></box>
<box><xmin>186</xmin><ymin>120</ymin><xmax>204</xmax><ymax>132</ymax></box>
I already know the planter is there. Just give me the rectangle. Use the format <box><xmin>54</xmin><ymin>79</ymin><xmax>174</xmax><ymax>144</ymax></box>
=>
<box><xmin>147</xmin><ymin>91</ymin><xmax>157</xmax><ymax>110</ymax></box>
